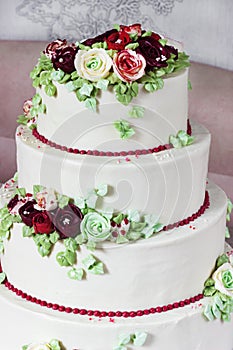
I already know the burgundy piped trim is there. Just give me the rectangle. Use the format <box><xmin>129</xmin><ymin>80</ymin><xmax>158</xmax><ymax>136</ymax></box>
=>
<box><xmin>2</xmin><ymin>278</ymin><xmax>203</xmax><ymax>318</ymax></box>
<box><xmin>31</xmin><ymin>120</ymin><xmax>192</xmax><ymax>157</ymax></box>
<box><xmin>162</xmin><ymin>191</ymin><xmax>210</xmax><ymax>232</ymax></box>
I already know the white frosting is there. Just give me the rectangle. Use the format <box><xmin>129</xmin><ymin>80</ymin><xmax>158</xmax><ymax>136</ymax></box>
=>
<box><xmin>16</xmin><ymin>121</ymin><xmax>210</xmax><ymax>225</ymax></box>
<box><xmin>0</xmin><ymin>183</ymin><xmax>227</xmax><ymax>311</ymax></box>
<box><xmin>37</xmin><ymin>69</ymin><xmax>188</xmax><ymax>150</ymax></box>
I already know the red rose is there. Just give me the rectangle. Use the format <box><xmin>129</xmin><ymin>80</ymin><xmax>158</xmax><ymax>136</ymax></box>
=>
<box><xmin>32</xmin><ymin>211</ymin><xmax>54</xmax><ymax>234</ymax></box>
<box><xmin>106</xmin><ymin>30</ymin><xmax>131</xmax><ymax>50</ymax></box>
<box><xmin>82</xmin><ymin>29</ymin><xmax>117</xmax><ymax>47</ymax></box>
<box><xmin>18</xmin><ymin>200</ymin><xmax>41</xmax><ymax>227</ymax></box>
<box><xmin>53</xmin><ymin>203</ymin><xmax>83</xmax><ymax>238</ymax></box>
<box><xmin>52</xmin><ymin>46</ymin><xmax>77</xmax><ymax>73</ymax></box>
<box><xmin>113</xmin><ymin>49</ymin><xmax>146</xmax><ymax>82</ymax></box>
<box><xmin>137</xmin><ymin>36</ymin><xmax>175</xmax><ymax>69</ymax></box>
<box><xmin>120</xmin><ymin>23</ymin><xmax>142</xmax><ymax>37</ymax></box>
<box><xmin>44</xmin><ymin>39</ymin><xmax>68</xmax><ymax>59</ymax></box>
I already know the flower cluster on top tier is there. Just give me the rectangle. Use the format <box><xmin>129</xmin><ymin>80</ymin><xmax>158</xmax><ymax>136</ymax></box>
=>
<box><xmin>29</xmin><ymin>24</ymin><xmax>189</xmax><ymax>110</ymax></box>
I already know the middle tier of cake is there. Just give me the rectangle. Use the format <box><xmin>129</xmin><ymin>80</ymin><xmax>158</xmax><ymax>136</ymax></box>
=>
<box><xmin>17</xmin><ymin>121</ymin><xmax>210</xmax><ymax>226</ymax></box>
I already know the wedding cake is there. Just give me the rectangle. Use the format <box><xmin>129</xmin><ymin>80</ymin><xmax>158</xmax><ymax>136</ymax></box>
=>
<box><xmin>0</xmin><ymin>24</ymin><xmax>233</xmax><ymax>350</ymax></box>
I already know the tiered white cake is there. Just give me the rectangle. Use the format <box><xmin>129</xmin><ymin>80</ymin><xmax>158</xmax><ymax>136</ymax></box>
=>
<box><xmin>0</xmin><ymin>24</ymin><xmax>233</xmax><ymax>350</ymax></box>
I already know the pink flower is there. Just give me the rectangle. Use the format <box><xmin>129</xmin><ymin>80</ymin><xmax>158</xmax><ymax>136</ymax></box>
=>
<box><xmin>113</xmin><ymin>49</ymin><xmax>146</xmax><ymax>82</ymax></box>
<box><xmin>23</xmin><ymin>99</ymin><xmax>33</xmax><ymax>116</ymax></box>
<box><xmin>44</xmin><ymin>39</ymin><xmax>69</xmax><ymax>59</ymax></box>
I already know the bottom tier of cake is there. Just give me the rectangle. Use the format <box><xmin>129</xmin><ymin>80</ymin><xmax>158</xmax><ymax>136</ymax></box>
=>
<box><xmin>0</xmin><ymin>281</ymin><xmax>233</xmax><ymax>350</ymax></box>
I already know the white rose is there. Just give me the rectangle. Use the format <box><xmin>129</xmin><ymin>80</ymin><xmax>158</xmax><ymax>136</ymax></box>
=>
<box><xmin>36</xmin><ymin>188</ymin><xmax>57</xmax><ymax>211</ymax></box>
<box><xmin>212</xmin><ymin>262</ymin><xmax>233</xmax><ymax>297</ymax></box>
<box><xmin>27</xmin><ymin>343</ymin><xmax>50</xmax><ymax>350</ymax></box>
<box><xmin>74</xmin><ymin>48</ymin><xmax>112</xmax><ymax>82</ymax></box>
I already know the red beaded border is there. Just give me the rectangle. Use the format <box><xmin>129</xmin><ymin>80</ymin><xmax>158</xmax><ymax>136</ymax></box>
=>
<box><xmin>31</xmin><ymin>120</ymin><xmax>192</xmax><ymax>157</ymax></box>
<box><xmin>2</xmin><ymin>278</ymin><xmax>203</xmax><ymax>318</ymax></box>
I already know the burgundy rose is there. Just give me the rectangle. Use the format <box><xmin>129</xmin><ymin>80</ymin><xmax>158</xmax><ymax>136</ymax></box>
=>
<box><xmin>7</xmin><ymin>195</ymin><xmax>19</xmax><ymax>212</ymax></box>
<box><xmin>18</xmin><ymin>200</ymin><xmax>41</xmax><ymax>227</ymax></box>
<box><xmin>120</xmin><ymin>23</ymin><xmax>142</xmax><ymax>37</ymax></box>
<box><xmin>106</xmin><ymin>30</ymin><xmax>131</xmax><ymax>50</ymax></box>
<box><xmin>52</xmin><ymin>203</ymin><xmax>83</xmax><ymax>238</ymax></box>
<box><xmin>82</xmin><ymin>29</ymin><xmax>117</xmax><ymax>47</ymax></box>
<box><xmin>52</xmin><ymin>46</ymin><xmax>77</xmax><ymax>74</ymax></box>
<box><xmin>44</xmin><ymin>39</ymin><xmax>68</xmax><ymax>59</ymax></box>
<box><xmin>137</xmin><ymin>36</ymin><xmax>174</xmax><ymax>69</ymax></box>
<box><xmin>32</xmin><ymin>211</ymin><xmax>54</xmax><ymax>234</ymax></box>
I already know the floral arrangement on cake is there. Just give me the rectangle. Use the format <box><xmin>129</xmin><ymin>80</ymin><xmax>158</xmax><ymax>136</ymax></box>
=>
<box><xmin>26</xmin><ymin>23</ymin><xmax>189</xmax><ymax>115</ymax></box>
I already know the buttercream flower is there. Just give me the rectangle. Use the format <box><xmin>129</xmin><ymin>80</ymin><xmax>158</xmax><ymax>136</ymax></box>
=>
<box><xmin>53</xmin><ymin>203</ymin><xmax>83</xmax><ymax>238</ymax></box>
<box><xmin>32</xmin><ymin>211</ymin><xmax>54</xmax><ymax>234</ymax></box>
<box><xmin>44</xmin><ymin>39</ymin><xmax>68</xmax><ymax>59</ymax></box>
<box><xmin>7</xmin><ymin>194</ymin><xmax>32</xmax><ymax>216</ymax></box>
<box><xmin>74</xmin><ymin>48</ymin><xmax>112</xmax><ymax>82</ymax></box>
<box><xmin>27</xmin><ymin>343</ymin><xmax>50</xmax><ymax>350</ymax></box>
<box><xmin>106</xmin><ymin>30</ymin><xmax>131</xmax><ymax>50</ymax></box>
<box><xmin>81</xmin><ymin>212</ymin><xmax>111</xmax><ymax>242</ymax></box>
<box><xmin>120</xmin><ymin>23</ymin><xmax>142</xmax><ymax>37</ymax></box>
<box><xmin>212</xmin><ymin>263</ymin><xmax>233</xmax><ymax>297</ymax></box>
<box><xmin>52</xmin><ymin>46</ymin><xmax>77</xmax><ymax>73</ymax></box>
<box><xmin>82</xmin><ymin>29</ymin><xmax>117</xmax><ymax>47</ymax></box>
<box><xmin>18</xmin><ymin>200</ymin><xmax>41</xmax><ymax>227</ymax></box>
<box><xmin>137</xmin><ymin>36</ymin><xmax>176</xmax><ymax>69</ymax></box>
<box><xmin>23</xmin><ymin>99</ymin><xmax>33</xmax><ymax>116</ymax></box>
<box><xmin>113</xmin><ymin>49</ymin><xmax>146</xmax><ymax>82</ymax></box>
<box><xmin>36</xmin><ymin>188</ymin><xmax>57</xmax><ymax>211</ymax></box>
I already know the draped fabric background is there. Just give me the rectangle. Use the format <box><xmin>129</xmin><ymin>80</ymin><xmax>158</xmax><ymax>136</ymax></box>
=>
<box><xmin>0</xmin><ymin>0</ymin><xmax>233</xmax><ymax>71</ymax></box>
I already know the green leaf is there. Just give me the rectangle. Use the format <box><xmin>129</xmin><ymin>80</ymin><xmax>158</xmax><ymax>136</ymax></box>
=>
<box><xmin>203</xmin><ymin>304</ymin><xmax>215</xmax><ymax>321</ymax></box>
<box><xmin>66</xmin><ymin>81</ymin><xmax>77</xmax><ymax>92</ymax></box>
<box><xmin>0</xmin><ymin>229</ymin><xmax>10</xmax><ymax>240</ymax></box>
<box><xmin>64</xmin><ymin>238</ymin><xmax>78</xmax><ymax>253</ymax></box>
<box><xmin>0</xmin><ymin>206</ymin><xmax>10</xmax><ymax>220</ymax></box>
<box><xmin>130</xmin><ymin>81</ymin><xmax>139</xmax><ymax>96</ymax></box>
<box><xmin>188</xmin><ymin>79</ymin><xmax>192</xmax><ymax>90</ymax></box>
<box><xmin>226</xmin><ymin>227</ymin><xmax>230</xmax><ymax>238</ymax></box>
<box><xmin>22</xmin><ymin>345</ymin><xmax>28</xmax><ymax>350</ymax></box>
<box><xmin>75</xmin><ymin>234</ymin><xmax>85</xmax><ymax>245</ymax></box>
<box><xmin>56</xmin><ymin>251</ymin><xmax>72</xmax><ymax>267</ymax></box>
<box><xmin>0</xmin><ymin>242</ymin><xmax>5</xmax><ymax>254</ymax></box>
<box><xmin>86</xmin><ymin>191</ymin><xmax>98</xmax><ymax>209</ymax></box>
<box><xmin>71</xmin><ymin>71</ymin><xmax>79</xmax><ymax>80</ymax></box>
<box><xmin>59</xmin><ymin>73</ymin><xmax>71</xmax><ymax>84</ymax></box>
<box><xmin>51</xmin><ymin>69</ymin><xmax>65</xmax><ymax>81</ymax></box>
<box><xmin>118</xmin><ymin>333</ymin><xmax>131</xmax><ymax>346</ymax></box>
<box><xmin>89</xmin><ymin>261</ymin><xmax>104</xmax><ymax>275</ymax></box>
<box><xmin>17</xmin><ymin>114</ymin><xmax>29</xmax><ymax>125</ymax></box>
<box><xmin>144</xmin><ymin>82</ymin><xmax>158</xmax><ymax>93</ymax></box>
<box><xmin>49</xmin><ymin>231</ymin><xmax>60</xmax><ymax>244</ymax></box>
<box><xmin>49</xmin><ymin>339</ymin><xmax>62</xmax><ymax>350</ymax></box>
<box><xmin>204</xmin><ymin>278</ymin><xmax>215</xmax><ymax>287</ymax></box>
<box><xmin>96</xmin><ymin>79</ymin><xmax>109</xmax><ymax>91</ymax></box>
<box><xmin>57</xmin><ymin>193</ymin><xmax>70</xmax><ymax>208</ymax></box>
<box><xmin>0</xmin><ymin>272</ymin><xmax>6</xmax><ymax>284</ymax></box>
<box><xmin>114</xmin><ymin>83</ymin><xmax>127</xmax><ymax>95</ymax></box>
<box><xmin>85</xmin><ymin>97</ymin><xmax>97</xmax><ymax>112</ymax></box>
<box><xmin>153</xmin><ymin>223</ymin><xmax>163</xmax><ymax>233</ymax></box>
<box><xmin>76</xmin><ymin>42</ymin><xmax>90</xmax><ymax>50</ymax></box>
<box><xmin>114</xmin><ymin>119</ymin><xmax>135</xmax><ymax>139</ymax></box>
<box><xmin>82</xmin><ymin>254</ymin><xmax>96</xmax><ymax>269</ymax></box>
<box><xmin>39</xmin><ymin>71</ymin><xmax>52</xmax><ymax>86</ymax></box>
<box><xmin>44</xmin><ymin>83</ymin><xmax>57</xmax><ymax>97</ymax></box>
<box><xmin>116</xmin><ymin>235</ymin><xmax>129</xmax><ymax>244</ymax></box>
<box><xmin>86</xmin><ymin>240</ymin><xmax>96</xmax><ymax>251</ymax></box>
<box><xmin>133</xmin><ymin>332</ymin><xmax>148</xmax><ymax>346</ymax></box>
<box><xmin>113</xmin><ymin>24</ymin><xmax>120</xmax><ymax>31</ymax></box>
<box><xmin>0</xmin><ymin>217</ymin><xmax>13</xmax><ymax>231</ymax></box>
<box><xmin>64</xmin><ymin>250</ymin><xmax>76</xmax><ymax>265</ymax></box>
<box><xmin>158</xmin><ymin>38</ymin><xmax>167</xmax><ymax>46</ymax></box>
<box><xmin>127</xmin><ymin>231</ymin><xmax>141</xmax><ymax>241</ymax></box>
<box><xmin>221</xmin><ymin>312</ymin><xmax>231</xmax><ymax>322</ymax></box>
<box><xmin>68</xmin><ymin>267</ymin><xmax>84</xmax><ymax>281</ymax></box>
<box><xmin>142</xmin><ymin>31</ymin><xmax>152</xmax><ymax>37</ymax></box>
<box><xmin>127</xmin><ymin>209</ymin><xmax>140</xmax><ymax>222</ymax></box>
<box><xmin>96</xmin><ymin>184</ymin><xmax>108</xmax><ymax>197</ymax></box>
<box><xmin>203</xmin><ymin>286</ymin><xmax>217</xmax><ymax>297</ymax></box>
<box><xmin>79</xmin><ymin>82</ymin><xmax>94</xmax><ymax>97</ymax></box>
<box><xmin>74</xmin><ymin>196</ymin><xmax>86</xmax><ymax>209</ymax></box>
<box><xmin>113</xmin><ymin>213</ymin><xmax>125</xmax><ymax>225</ymax></box>
<box><xmin>125</xmin><ymin>42</ymin><xmax>139</xmax><ymax>50</ymax></box>
<box><xmin>33</xmin><ymin>184</ymin><xmax>45</xmax><ymax>199</ymax></box>
<box><xmin>216</xmin><ymin>254</ymin><xmax>229</xmax><ymax>268</ymax></box>
<box><xmin>107</xmin><ymin>72</ymin><xmax>120</xmax><ymax>84</ymax></box>
<box><xmin>116</xmin><ymin>93</ymin><xmax>132</xmax><ymax>106</ymax></box>
<box><xmin>38</xmin><ymin>245</ymin><xmax>51</xmax><ymax>257</ymax></box>
<box><xmin>22</xmin><ymin>225</ymin><xmax>34</xmax><ymax>237</ymax></box>
<box><xmin>128</xmin><ymin>106</ymin><xmax>145</xmax><ymax>119</ymax></box>
<box><xmin>32</xmin><ymin>93</ymin><xmax>42</xmax><ymax>106</ymax></box>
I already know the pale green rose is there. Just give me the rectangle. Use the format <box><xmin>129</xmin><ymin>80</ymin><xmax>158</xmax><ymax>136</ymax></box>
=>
<box><xmin>74</xmin><ymin>48</ymin><xmax>112</xmax><ymax>82</ymax></box>
<box><xmin>81</xmin><ymin>212</ymin><xmax>111</xmax><ymax>242</ymax></box>
<box><xmin>27</xmin><ymin>343</ymin><xmax>50</xmax><ymax>350</ymax></box>
<box><xmin>212</xmin><ymin>262</ymin><xmax>233</xmax><ymax>297</ymax></box>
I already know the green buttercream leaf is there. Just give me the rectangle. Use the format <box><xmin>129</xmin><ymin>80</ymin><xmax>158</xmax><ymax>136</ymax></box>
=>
<box><xmin>0</xmin><ymin>272</ymin><xmax>6</xmax><ymax>284</ymax></box>
<box><xmin>221</xmin><ymin>312</ymin><xmax>231</xmax><ymax>322</ymax></box>
<box><xmin>188</xmin><ymin>79</ymin><xmax>192</xmax><ymax>90</ymax></box>
<box><xmin>89</xmin><ymin>261</ymin><xmax>104</xmax><ymax>275</ymax></box>
<box><xmin>39</xmin><ymin>71</ymin><xmax>52</xmax><ymax>86</ymax></box>
<box><xmin>44</xmin><ymin>83</ymin><xmax>57</xmax><ymax>97</ymax></box>
<box><xmin>22</xmin><ymin>345</ymin><xmax>28</xmax><ymax>350</ymax></box>
<box><xmin>113</xmin><ymin>24</ymin><xmax>120</xmax><ymax>31</ymax></box>
<box><xmin>57</xmin><ymin>193</ymin><xmax>70</xmax><ymax>208</ymax></box>
<box><xmin>203</xmin><ymin>304</ymin><xmax>215</xmax><ymax>321</ymax></box>
<box><xmin>114</xmin><ymin>83</ymin><xmax>127</xmax><ymax>95</ymax></box>
<box><xmin>153</xmin><ymin>223</ymin><xmax>163</xmax><ymax>233</ymax></box>
<box><xmin>58</xmin><ymin>73</ymin><xmax>71</xmax><ymax>84</ymax></box>
<box><xmin>76</xmin><ymin>234</ymin><xmax>86</xmax><ymax>245</ymax></box>
<box><xmin>76</xmin><ymin>42</ymin><xmax>90</xmax><ymax>51</ymax></box>
<box><xmin>74</xmin><ymin>196</ymin><xmax>86</xmax><ymax>209</ymax></box>
<box><xmin>169</xmin><ymin>130</ymin><xmax>194</xmax><ymax>148</ymax></box>
<box><xmin>17</xmin><ymin>114</ymin><xmax>29</xmax><ymax>125</ymax></box>
<box><xmin>14</xmin><ymin>187</ymin><xmax>26</xmax><ymax>197</ymax></box>
<box><xmin>0</xmin><ymin>206</ymin><xmax>10</xmax><ymax>220</ymax></box>
<box><xmin>142</xmin><ymin>31</ymin><xmax>152</xmax><ymax>37</ymax></box>
<box><xmin>116</xmin><ymin>93</ymin><xmax>132</xmax><ymax>106</ymax></box>
<box><xmin>0</xmin><ymin>217</ymin><xmax>13</xmax><ymax>231</ymax></box>
<box><xmin>158</xmin><ymin>38</ymin><xmax>167</xmax><ymax>46</ymax></box>
<box><xmin>116</xmin><ymin>235</ymin><xmax>129</xmax><ymax>244</ymax></box>
<box><xmin>33</xmin><ymin>184</ymin><xmax>45</xmax><ymax>199</ymax></box>
<box><xmin>204</xmin><ymin>278</ymin><xmax>215</xmax><ymax>287</ymax></box>
<box><xmin>64</xmin><ymin>238</ymin><xmax>78</xmax><ymax>253</ymax></box>
<box><xmin>0</xmin><ymin>229</ymin><xmax>10</xmax><ymax>240</ymax></box>
<box><xmin>96</xmin><ymin>184</ymin><xmax>108</xmax><ymax>197</ymax></box>
<box><xmin>212</xmin><ymin>302</ymin><xmax>221</xmax><ymax>319</ymax></box>
<box><xmin>113</xmin><ymin>213</ymin><xmax>125</xmax><ymax>225</ymax></box>
<box><xmin>204</xmin><ymin>286</ymin><xmax>217</xmax><ymax>297</ymax></box>
<box><xmin>0</xmin><ymin>242</ymin><xmax>4</xmax><ymax>254</ymax></box>
<box><xmin>216</xmin><ymin>254</ymin><xmax>229</xmax><ymax>268</ymax></box>
<box><xmin>226</xmin><ymin>227</ymin><xmax>230</xmax><ymax>238</ymax></box>
<box><xmin>86</xmin><ymin>191</ymin><xmax>98</xmax><ymax>209</ymax></box>
<box><xmin>38</xmin><ymin>244</ymin><xmax>51</xmax><ymax>257</ymax></box>
<box><xmin>37</xmin><ymin>103</ymin><xmax>46</xmax><ymax>114</ymax></box>
<box><xmin>85</xmin><ymin>97</ymin><xmax>97</xmax><ymax>112</ymax></box>
<box><xmin>127</xmin><ymin>209</ymin><xmax>140</xmax><ymax>222</ymax></box>
<box><xmin>132</xmin><ymin>332</ymin><xmax>148</xmax><ymax>346</ymax></box>
<box><xmin>169</xmin><ymin>135</ymin><xmax>182</xmax><ymax>148</ymax></box>
<box><xmin>114</xmin><ymin>119</ymin><xmax>135</xmax><ymax>139</ymax></box>
<box><xmin>51</xmin><ymin>69</ymin><xmax>65</xmax><ymax>81</ymax></box>
<box><xmin>49</xmin><ymin>339</ymin><xmax>62</xmax><ymax>350</ymax></box>
<box><xmin>22</xmin><ymin>225</ymin><xmax>34</xmax><ymax>237</ymax></box>
<box><xmin>127</xmin><ymin>231</ymin><xmax>141</xmax><ymax>241</ymax></box>
<box><xmin>49</xmin><ymin>231</ymin><xmax>60</xmax><ymax>244</ymax></box>
<box><xmin>99</xmin><ymin>207</ymin><xmax>113</xmax><ymax>220</ymax></box>
<box><xmin>79</xmin><ymin>83</ymin><xmax>93</xmax><ymax>97</ymax></box>
<box><xmin>144</xmin><ymin>82</ymin><xmax>158</xmax><ymax>93</ymax></box>
<box><xmin>68</xmin><ymin>267</ymin><xmax>84</xmax><ymax>281</ymax></box>
<box><xmin>82</xmin><ymin>254</ymin><xmax>96</xmax><ymax>269</ymax></box>
<box><xmin>226</xmin><ymin>198</ymin><xmax>233</xmax><ymax>221</ymax></box>
<box><xmin>32</xmin><ymin>93</ymin><xmax>42</xmax><ymax>106</ymax></box>
<box><xmin>118</xmin><ymin>333</ymin><xmax>131</xmax><ymax>346</ymax></box>
<box><xmin>86</xmin><ymin>240</ymin><xmax>96</xmax><ymax>251</ymax></box>
<box><xmin>107</xmin><ymin>72</ymin><xmax>120</xmax><ymax>84</ymax></box>
<box><xmin>128</xmin><ymin>106</ymin><xmax>145</xmax><ymax>119</ymax></box>
<box><xmin>71</xmin><ymin>71</ymin><xmax>79</xmax><ymax>80</ymax></box>
<box><xmin>156</xmin><ymin>69</ymin><xmax>166</xmax><ymax>77</ymax></box>
<box><xmin>214</xmin><ymin>294</ymin><xmax>225</xmax><ymax>311</ymax></box>
<box><xmin>125</xmin><ymin>42</ymin><xmax>139</xmax><ymax>50</ymax></box>
<box><xmin>66</xmin><ymin>81</ymin><xmax>77</xmax><ymax>92</ymax></box>
<box><xmin>56</xmin><ymin>251</ymin><xmax>73</xmax><ymax>266</ymax></box>
<box><xmin>96</xmin><ymin>79</ymin><xmax>109</xmax><ymax>91</ymax></box>
<box><xmin>65</xmin><ymin>250</ymin><xmax>76</xmax><ymax>265</ymax></box>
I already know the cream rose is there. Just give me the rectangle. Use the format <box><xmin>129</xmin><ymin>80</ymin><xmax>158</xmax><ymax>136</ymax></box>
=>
<box><xmin>113</xmin><ymin>49</ymin><xmax>146</xmax><ymax>82</ymax></box>
<box><xmin>212</xmin><ymin>262</ymin><xmax>233</xmax><ymax>297</ymax></box>
<box><xmin>36</xmin><ymin>188</ymin><xmax>57</xmax><ymax>211</ymax></box>
<box><xmin>27</xmin><ymin>343</ymin><xmax>50</xmax><ymax>350</ymax></box>
<box><xmin>74</xmin><ymin>48</ymin><xmax>112</xmax><ymax>82</ymax></box>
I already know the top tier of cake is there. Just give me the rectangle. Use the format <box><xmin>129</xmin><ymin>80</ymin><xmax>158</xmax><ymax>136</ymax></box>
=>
<box><xmin>25</xmin><ymin>24</ymin><xmax>190</xmax><ymax>152</ymax></box>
